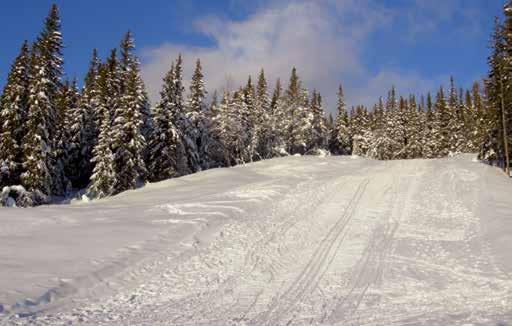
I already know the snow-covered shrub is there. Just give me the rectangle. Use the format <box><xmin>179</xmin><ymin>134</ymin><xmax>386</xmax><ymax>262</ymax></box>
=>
<box><xmin>305</xmin><ymin>148</ymin><xmax>330</xmax><ymax>157</ymax></box>
<box><xmin>0</xmin><ymin>186</ymin><xmax>49</xmax><ymax>207</ymax></box>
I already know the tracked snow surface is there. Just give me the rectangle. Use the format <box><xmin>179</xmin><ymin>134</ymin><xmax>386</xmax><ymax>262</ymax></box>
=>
<box><xmin>1</xmin><ymin>154</ymin><xmax>512</xmax><ymax>325</ymax></box>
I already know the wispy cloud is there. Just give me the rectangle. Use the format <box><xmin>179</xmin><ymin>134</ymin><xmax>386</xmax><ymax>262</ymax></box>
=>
<box><xmin>140</xmin><ymin>0</ymin><xmax>484</xmax><ymax>113</ymax></box>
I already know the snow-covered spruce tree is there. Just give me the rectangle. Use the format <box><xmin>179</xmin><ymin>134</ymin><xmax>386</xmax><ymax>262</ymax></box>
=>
<box><xmin>58</xmin><ymin>79</ymin><xmax>86</xmax><ymax>188</ymax></box>
<box><xmin>147</xmin><ymin>62</ymin><xmax>182</xmax><ymax>182</ymax></box>
<box><xmin>350</xmin><ymin>105</ymin><xmax>372</xmax><ymax>156</ymax></box>
<box><xmin>79</xmin><ymin>49</ymin><xmax>102</xmax><ymax>183</ymax></box>
<box><xmin>205</xmin><ymin>91</ymin><xmax>226</xmax><ymax>167</ymax></box>
<box><xmin>401</xmin><ymin>95</ymin><xmax>423</xmax><ymax>159</ymax></box>
<box><xmin>215</xmin><ymin>90</ymin><xmax>247</xmax><ymax>166</ymax></box>
<box><xmin>308</xmin><ymin>90</ymin><xmax>328</xmax><ymax>153</ymax></box>
<box><xmin>21</xmin><ymin>5</ymin><xmax>64</xmax><ymax>200</ymax></box>
<box><xmin>110</xmin><ymin>33</ymin><xmax>148</xmax><ymax>194</ymax></box>
<box><xmin>371</xmin><ymin>97</ymin><xmax>385</xmax><ymax>132</ymax></box>
<box><xmin>330</xmin><ymin>84</ymin><xmax>351</xmax><ymax>155</ymax></box>
<box><xmin>483</xmin><ymin>9</ymin><xmax>512</xmax><ymax>170</ymax></box>
<box><xmin>283</xmin><ymin>68</ymin><xmax>311</xmax><ymax>155</ymax></box>
<box><xmin>186</xmin><ymin>59</ymin><xmax>210</xmax><ymax>170</ymax></box>
<box><xmin>87</xmin><ymin>106</ymin><xmax>116</xmax><ymax>199</ymax></box>
<box><xmin>243</xmin><ymin>76</ymin><xmax>260</xmax><ymax>161</ymax></box>
<box><xmin>234</xmin><ymin>88</ymin><xmax>253</xmax><ymax>163</ymax></box>
<box><xmin>464</xmin><ymin>87</ymin><xmax>484</xmax><ymax>153</ymax></box>
<box><xmin>269</xmin><ymin>78</ymin><xmax>287</xmax><ymax>155</ymax></box>
<box><xmin>480</xmin><ymin>19</ymin><xmax>505</xmax><ymax>162</ymax></box>
<box><xmin>21</xmin><ymin>51</ymin><xmax>55</xmax><ymax>198</ymax></box>
<box><xmin>447</xmin><ymin>76</ymin><xmax>465</xmax><ymax>154</ymax></box>
<box><xmin>164</xmin><ymin>55</ymin><xmax>190</xmax><ymax>175</ymax></box>
<box><xmin>216</xmin><ymin>91</ymin><xmax>236</xmax><ymax>166</ymax></box>
<box><xmin>119</xmin><ymin>32</ymin><xmax>152</xmax><ymax>150</ymax></box>
<box><xmin>434</xmin><ymin>86</ymin><xmax>452</xmax><ymax>157</ymax></box>
<box><xmin>472</xmin><ymin>82</ymin><xmax>492</xmax><ymax>156</ymax></box>
<box><xmin>255</xmin><ymin>69</ymin><xmax>273</xmax><ymax>159</ymax></box>
<box><xmin>422</xmin><ymin>92</ymin><xmax>440</xmax><ymax>158</ymax></box>
<box><xmin>369</xmin><ymin>87</ymin><xmax>402</xmax><ymax>160</ymax></box>
<box><xmin>0</xmin><ymin>41</ymin><xmax>30</xmax><ymax>187</ymax></box>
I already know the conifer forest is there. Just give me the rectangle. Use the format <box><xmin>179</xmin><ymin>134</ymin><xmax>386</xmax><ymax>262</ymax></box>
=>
<box><xmin>0</xmin><ymin>4</ymin><xmax>511</xmax><ymax>207</ymax></box>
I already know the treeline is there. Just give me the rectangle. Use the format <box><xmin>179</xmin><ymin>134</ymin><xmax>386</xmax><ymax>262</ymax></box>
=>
<box><xmin>330</xmin><ymin>80</ymin><xmax>489</xmax><ymax>160</ymax></box>
<box><xmin>0</xmin><ymin>4</ymin><xmax>506</xmax><ymax>206</ymax></box>
<box><xmin>480</xmin><ymin>6</ymin><xmax>512</xmax><ymax>175</ymax></box>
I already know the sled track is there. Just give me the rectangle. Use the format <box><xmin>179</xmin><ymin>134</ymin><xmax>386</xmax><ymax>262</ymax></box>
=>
<box><xmin>328</xmin><ymin>173</ymin><xmax>409</xmax><ymax>324</ymax></box>
<box><xmin>254</xmin><ymin>178</ymin><xmax>370</xmax><ymax>324</ymax></box>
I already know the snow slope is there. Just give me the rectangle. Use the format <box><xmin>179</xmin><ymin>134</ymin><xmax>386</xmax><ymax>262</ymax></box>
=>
<box><xmin>1</xmin><ymin>155</ymin><xmax>512</xmax><ymax>325</ymax></box>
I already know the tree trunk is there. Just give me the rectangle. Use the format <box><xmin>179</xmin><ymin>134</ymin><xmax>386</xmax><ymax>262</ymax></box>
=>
<box><xmin>499</xmin><ymin>71</ymin><xmax>510</xmax><ymax>176</ymax></box>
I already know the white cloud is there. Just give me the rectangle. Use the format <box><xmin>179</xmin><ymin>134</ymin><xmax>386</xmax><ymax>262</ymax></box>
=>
<box><xmin>140</xmin><ymin>0</ymin><xmax>461</xmax><ymax>113</ymax></box>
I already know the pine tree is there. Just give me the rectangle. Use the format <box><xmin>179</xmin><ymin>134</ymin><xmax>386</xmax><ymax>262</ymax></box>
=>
<box><xmin>330</xmin><ymin>84</ymin><xmax>351</xmax><ymax>155</ymax></box>
<box><xmin>148</xmin><ymin>62</ymin><xmax>182</xmax><ymax>182</ymax></box>
<box><xmin>255</xmin><ymin>69</ymin><xmax>273</xmax><ymax>159</ymax></box>
<box><xmin>216</xmin><ymin>91</ymin><xmax>236</xmax><ymax>166</ymax></box>
<box><xmin>35</xmin><ymin>4</ymin><xmax>64</xmax><ymax>140</ymax></box>
<box><xmin>80</xmin><ymin>49</ymin><xmax>102</xmax><ymax>183</ymax></box>
<box><xmin>21</xmin><ymin>51</ymin><xmax>55</xmax><ymax>196</ymax></box>
<box><xmin>58</xmin><ymin>79</ymin><xmax>88</xmax><ymax>188</ymax></box>
<box><xmin>21</xmin><ymin>5</ymin><xmax>64</xmax><ymax>198</ymax></box>
<box><xmin>205</xmin><ymin>90</ymin><xmax>226</xmax><ymax>167</ymax></box>
<box><xmin>110</xmin><ymin>33</ymin><xmax>148</xmax><ymax>194</ymax></box>
<box><xmin>283</xmin><ymin>68</ymin><xmax>311</xmax><ymax>154</ymax></box>
<box><xmin>472</xmin><ymin>82</ymin><xmax>490</xmax><ymax>154</ymax></box>
<box><xmin>87</xmin><ymin>107</ymin><xmax>116</xmax><ymax>199</ymax></box>
<box><xmin>447</xmin><ymin>76</ymin><xmax>465</xmax><ymax>153</ymax></box>
<box><xmin>164</xmin><ymin>55</ymin><xmax>191</xmax><ymax>175</ymax></box>
<box><xmin>350</xmin><ymin>106</ymin><xmax>372</xmax><ymax>156</ymax></box>
<box><xmin>243</xmin><ymin>76</ymin><xmax>259</xmax><ymax>161</ymax></box>
<box><xmin>367</xmin><ymin>88</ymin><xmax>399</xmax><ymax>160</ymax></box>
<box><xmin>421</xmin><ymin>92</ymin><xmax>437</xmax><ymax>158</ymax></box>
<box><xmin>270</xmin><ymin>78</ymin><xmax>287</xmax><ymax>155</ymax></box>
<box><xmin>187</xmin><ymin>59</ymin><xmax>212</xmax><ymax>170</ymax></box>
<box><xmin>481</xmin><ymin>17</ymin><xmax>508</xmax><ymax>164</ymax></box>
<box><xmin>235</xmin><ymin>88</ymin><xmax>253</xmax><ymax>163</ymax></box>
<box><xmin>401</xmin><ymin>95</ymin><xmax>423</xmax><ymax>158</ymax></box>
<box><xmin>500</xmin><ymin>6</ymin><xmax>512</xmax><ymax>172</ymax></box>
<box><xmin>434</xmin><ymin>86</ymin><xmax>452</xmax><ymax>157</ymax></box>
<box><xmin>309</xmin><ymin>90</ymin><xmax>328</xmax><ymax>152</ymax></box>
<box><xmin>0</xmin><ymin>41</ymin><xmax>30</xmax><ymax>187</ymax></box>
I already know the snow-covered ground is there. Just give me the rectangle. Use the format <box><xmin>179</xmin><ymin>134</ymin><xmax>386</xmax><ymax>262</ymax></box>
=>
<box><xmin>1</xmin><ymin>155</ymin><xmax>512</xmax><ymax>325</ymax></box>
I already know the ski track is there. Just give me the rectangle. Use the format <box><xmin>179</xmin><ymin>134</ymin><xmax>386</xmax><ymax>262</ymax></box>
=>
<box><xmin>2</xmin><ymin>156</ymin><xmax>512</xmax><ymax>325</ymax></box>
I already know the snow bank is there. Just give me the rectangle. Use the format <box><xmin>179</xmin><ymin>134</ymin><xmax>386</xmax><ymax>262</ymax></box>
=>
<box><xmin>1</xmin><ymin>155</ymin><xmax>512</xmax><ymax>325</ymax></box>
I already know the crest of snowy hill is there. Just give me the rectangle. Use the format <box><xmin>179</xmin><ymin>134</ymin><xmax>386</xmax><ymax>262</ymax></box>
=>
<box><xmin>1</xmin><ymin>155</ymin><xmax>512</xmax><ymax>324</ymax></box>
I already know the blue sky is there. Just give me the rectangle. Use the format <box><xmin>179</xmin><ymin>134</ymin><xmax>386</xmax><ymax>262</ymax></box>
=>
<box><xmin>0</xmin><ymin>0</ymin><xmax>505</xmax><ymax>112</ymax></box>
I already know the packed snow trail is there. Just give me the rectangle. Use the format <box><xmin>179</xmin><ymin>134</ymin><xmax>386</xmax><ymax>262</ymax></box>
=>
<box><xmin>1</xmin><ymin>155</ymin><xmax>512</xmax><ymax>325</ymax></box>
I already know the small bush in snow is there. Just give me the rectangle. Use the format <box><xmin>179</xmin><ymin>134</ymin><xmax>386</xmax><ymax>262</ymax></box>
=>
<box><xmin>1</xmin><ymin>186</ymin><xmax>49</xmax><ymax>207</ymax></box>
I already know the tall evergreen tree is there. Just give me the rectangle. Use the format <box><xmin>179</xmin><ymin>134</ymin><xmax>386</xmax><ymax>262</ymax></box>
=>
<box><xmin>21</xmin><ymin>5</ymin><xmax>64</xmax><ymax>198</ymax></box>
<box><xmin>255</xmin><ymin>69</ymin><xmax>273</xmax><ymax>159</ymax></box>
<box><xmin>330</xmin><ymin>84</ymin><xmax>351</xmax><ymax>155</ymax></box>
<box><xmin>79</xmin><ymin>49</ymin><xmax>102</xmax><ymax>183</ymax></box>
<box><xmin>192</xmin><ymin>60</ymin><xmax>211</xmax><ymax>168</ymax></box>
<box><xmin>0</xmin><ymin>41</ymin><xmax>30</xmax><ymax>187</ymax></box>
<box><xmin>309</xmin><ymin>90</ymin><xmax>328</xmax><ymax>152</ymax></box>
<box><xmin>87</xmin><ymin>107</ymin><xmax>116</xmax><ymax>199</ymax></box>
<box><xmin>434</xmin><ymin>86</ymin><xmax>451</xmax><ymax>156</ymax></box>
<box><xmin>243</xmin><ymin>76</ymin><xmax>259</xmax><ymax>161</ymax></box>
<box><xmin>270</xmin><ymin>78</ymin><xmax>287</xmax><ymax>155</ymax></box>
<box><xmin>481</xmin><ymin>18</ymin><xmax>508</xmax><ymax>165</ymax></box>
<box><xmin>148</xmin><ymin>62</ymin><xmax>182</xmax><ymax>182</ymax></box>
<box><xmin>21</xmin><ymin>51</ymin><xmax>55</xmax><ymax>196</ymax></box>
<box><xmin>110</xmin><ymin>33</ymin><xmax>148</xmax><ymax>194</ymax></box>
<box><xmin>447</xmin><ymin>76</ymin><xmax>465</xmax><ymax>153</ymax></box>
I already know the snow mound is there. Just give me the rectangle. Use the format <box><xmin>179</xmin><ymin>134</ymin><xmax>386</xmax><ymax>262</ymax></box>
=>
<box><xmin>0</xmin><ymin>186</ymin><xmax>48</xmax><ymax>208</ymax></box>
